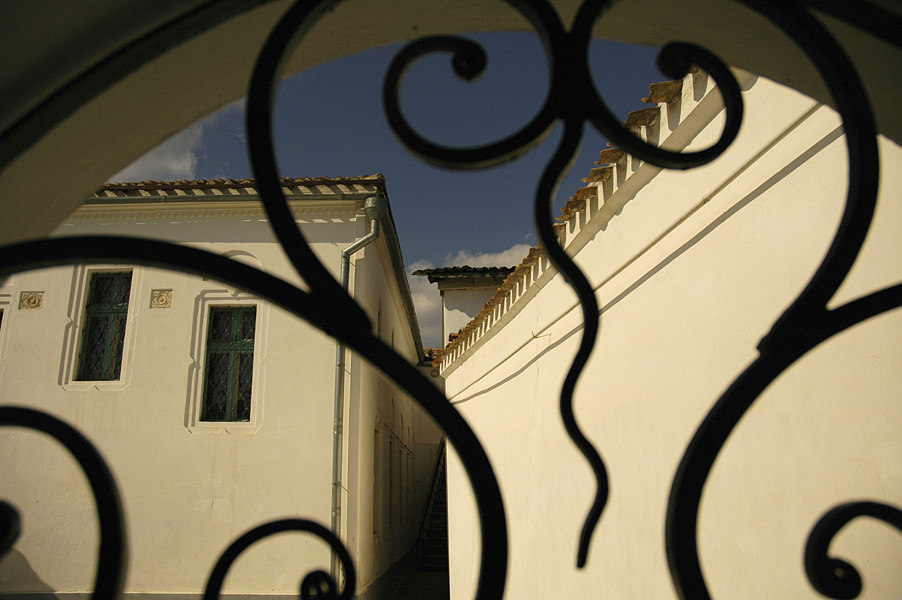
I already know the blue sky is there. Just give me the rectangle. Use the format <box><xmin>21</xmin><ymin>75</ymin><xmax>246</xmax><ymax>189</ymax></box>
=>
<box><xmin>112</xmin><ymin>33</ymin><xmax>665</xmax><ymax>346</ymax></box>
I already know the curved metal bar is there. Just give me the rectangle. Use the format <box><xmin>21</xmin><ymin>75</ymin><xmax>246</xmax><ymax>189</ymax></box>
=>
<box><xmin>383</xmin><ymin>35</ymin><xmax>557</xmax><ymax>169</ymax></box>
<box><xmin>337</xmin><ymin>310</ymin><xmax>510</xmax><ymax>600</ymax></box>
<box><xmin>754</xmin><ymin>0</ymin><xmax>880</xmax><ymax>352</ymax></box>
<box><xmin>204</xmin><ymin>519</ymin><xmax>355</xmax><ymax>600</ymax></box>
<box><xmin>0</xmin><ymin>234</ymin><xmax>509</xmax><ymax>600</ymax></box>
<box><xmin>666</xmin><ymin>287</ymin><xmax>902</xmax><ymax>600</ymax></box>
<box><xmin>574</xmin><ymin>0</ymin><xmax>743</xmax><ymax>170</ymax></box>
<box><xmin>0</xmin><ymin>406</ymin><xmax>126</xmax><ymax>600</ymax></box>
<box><xmin>826</xmin><ymin>284</ymin><xmax>902</xmax><ymax>334</ymax></box>
<box><xmin>381</xmin><ymin>0</ymin><xmax>742</xmax><ymax>572</ymax></box>
<box><xmin>804</xmin><ymin>501</ymin><xmax>902</xmax><ymax>599</ymax></box>
<box><xmin>381</xmin><ymin>0</ymin><xmax>572</xmax><ymax>170</ymax></box>
<box><xmin>800</xmin><ymin>0</ymin><xmax>902</xmax><ymax>49</ymax></box>
<box><xmin>0</xmin><ymin>236</ymin><xmax>335</xmax><ymax>339</ymax></box>
<box><xmin>383</xmin><ymin>0</ymin><xmax>743</xmax><ymax>173</ymax></box>
<box><xmin>667</xmin><ymin>2</ymin><xmax>886</xmax><ymax>598</ymax></box>
<box><xmin>0</xmin><ymin>501</ymin><xmax>19</xmax><ymax>560</ymax></box>
<box><xmin>0</xmin><ymin>1</ymin><xmax>892</xmax><ymax>599</ymax></box>
<box><xmin>588</xmin><ymin>41</ymin><xmax>744</xmax><ymax>170</ymax></box>
<box><xmin>246</xmin><ymin>0</ymin><xmax>369</xmax><ymax>330</ymax></box>
<box><xmin>532</xmin><ymin>119</ymin><xmax>607</xmax><ymax>568</ymax></box>
<box><xmin>0</xmin><ymin>0</ymin><xmax>265</xmax><ymax>174</ymax></box>
<box><xmin>667</xmin><ymin>346</ymin><xmax>804</xmax><ymax>599</ymax></box>
<box><xmin>247</xmin><ymin>4</ymin><xmax>510</xmax><ymax>593</ymax></box>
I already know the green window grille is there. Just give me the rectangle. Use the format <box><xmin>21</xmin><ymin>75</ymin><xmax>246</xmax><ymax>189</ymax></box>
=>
<box><xmin>76</xmin><ymin>271</ymin><xmax>132</xmax><ymax>381</ymax></box>
<box><xmin>201</xmin><ymin>306</ymin><xmax>256</xmax><ymax>422</ymax></box>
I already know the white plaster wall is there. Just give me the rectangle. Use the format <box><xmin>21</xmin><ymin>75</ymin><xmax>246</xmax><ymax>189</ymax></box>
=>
<box><xmin>348</xmin><ymin>236</ymin><xmax>442</xmax><ymax>596</ymax></box>
<box><xmin>443</xmin><ymin>288</ymin><xmax>498</xmax><ymax>342</ymax></box>
<box><xmin>443</xmin><ymin>77</ymin><xmax>902</xmax><ymax>599</ymax></box>
<box><xmin>0</xmin><ymin>205</ymin><xmax>432</xmax><ymax>595</ymax></box>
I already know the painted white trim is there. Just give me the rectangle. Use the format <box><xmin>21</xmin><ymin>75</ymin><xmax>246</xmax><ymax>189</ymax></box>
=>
<box><xmin>61</xmin><ymin>196</ymin><xmax>370</xmax><ymax>225</ymax></box>
<box><xmin>59</xmin><ymin>265</ymin><xmax>141</xmax><ymax>392</ymax></box>
<box><xmin>0</xmin><ymin>293</ymin><xmax>13</xmax><ymax>391</ymax></box>
<box><xmin>185</xmin><ymin>288</ymin><xmax>269</xmax><ymax>434</ymax></box>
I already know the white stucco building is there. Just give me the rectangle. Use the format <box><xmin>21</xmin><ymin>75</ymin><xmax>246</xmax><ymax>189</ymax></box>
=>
<box><xmin>411</xmin><ymin>267</ymin><xmax>514</xmax><ymax>346</ymax></box>
<box><xmin>0</xmin><ymin>2</ymin><xmax>899</xmax><ymax>600</ymax></box>
<box><xmin>432</xmin><ymin>71</ymin><xmax>902</xmax><ymax>598</ymax></box>
<box><xmin>0</xmin><ymin>176</ymin><xmax>442</xmax><ymax>599</ymax></box>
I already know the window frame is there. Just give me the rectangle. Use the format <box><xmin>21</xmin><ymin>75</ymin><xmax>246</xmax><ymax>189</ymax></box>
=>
<box><xmin>0</xmin><ymin>293</ymin><xmax>9</xmax><ymax>336</ymax></box>
<box><xmin>373</xmin><ymin>423</ymin><xmax>382</xmax><ymax>537</ymax></box>
<box><xmin>199</xmin><ymin>305</ymin><xmax>257</xmax><ymax>423</ymax></box>
<box><xmin>187</xmin><ymin>290</ymin><xmax>267</xmax><ymax>432</ymax></box>
<box><xmin>61</xmin><ymin>265</ymin><xmax>140</xmax><ymax>391</ymax></box>
<box><xmin>0</xmin><ymin>292</ymin><xmax>11</xmax><ymax>383</ymax></box>
<box><xmin>75</xmin><ymin>270</ymin><xmax>133</xmax><ymax>382</ymax></box>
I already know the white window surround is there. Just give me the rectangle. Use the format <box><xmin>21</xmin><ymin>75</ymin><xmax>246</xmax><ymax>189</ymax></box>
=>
<box><xmin>60</xmin><ymin>265</ymin><xmax>141</xmax><ymax>391</ymax></box>
<box><xmin>373</xmin><ymin>413</ymin><xmax>387</xmax><ymax>543</ymax></box>
<box><xmin>186</xmin><ymin>289</ymin><xmax>268</xmax><ymax>433</ymax></box>
<box><xmin>0</xmin><ymin>293</ymin><xmax>12</xmax><ymax>385</ymax></box>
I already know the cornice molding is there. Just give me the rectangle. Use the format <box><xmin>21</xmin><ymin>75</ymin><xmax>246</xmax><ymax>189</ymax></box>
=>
<box><xmin>67</xmin><ymin>200</ymin><xmax>362</xmax><ymax>222</ymax></box>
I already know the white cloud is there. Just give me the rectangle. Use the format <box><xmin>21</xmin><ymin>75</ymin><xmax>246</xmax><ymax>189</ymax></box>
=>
<box><xmin>107</xmin><ymin>97</ymin><xmax>246</xmax><ymax>183</ymax></box>
<box><xmin>408</xmin><ymin>259</ymin><xmax>443</xmax><ymax>348</ymax></box>
<box><xmin>442</xmin><ymin>243</ymin><xmax>532</xmax><ymax>268</ymax></box>
<box><xmin>109</xmin><ymin>123</ymin><xmax>203</xmax><ymax>183</ymax></box>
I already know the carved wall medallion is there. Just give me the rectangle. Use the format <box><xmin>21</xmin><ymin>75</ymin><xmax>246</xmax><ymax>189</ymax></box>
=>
<box><xmin>19</xmin><ymin>291</ymin><xmax>43</xmax><ymax>310</ymax></box>
<box><xmin>150</xmin><ymin>289</ymin><xmax>172</xmax><ymax>309</ymax></box>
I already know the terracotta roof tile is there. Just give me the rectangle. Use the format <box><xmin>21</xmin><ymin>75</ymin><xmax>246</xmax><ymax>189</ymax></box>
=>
<box><xmin>595</xmin><ymin>148</ymin><xmax>624</xmax><ymax>166</ymax></box>
<box><xmin>558</xmin><ymin>186</ymin><xmax>594</xmax><ymax>222</ymax></box>
<box><xmin>643</xmin><ymin>79</ymin><xmax>682</xmax><ymax>104</ymax></box>
<box><xmin>625</xmin><ymin>106</ymin><xmax>660</xmax><ymax>128</ymax></box>
<box><xmin>582</xmin><ymin>166</ymin><xmax>613</xmax><ymax>184</ymax></box>
<box><xmin>436</xmin><ymin>73</ymin><xmax>700</xmax><ymax>371</ymax></box>
<box><xmin>411</xmin><ymin>266</ymin><xmax>516</xmax><ymax>283</ymax></box>
<box><xmin>89</xmin><ymin>175</ymin><xmax>388</xmax><ymax>206</ymax></box>
<box><xmin>431</xmin><ymin>246</ymin><xmax>548</xmax><ymax>366</ymax></box>
<box><xmin>100</xmin><ymin>174</ymin><xmax>384</xmax><ymax>192</ymax></box>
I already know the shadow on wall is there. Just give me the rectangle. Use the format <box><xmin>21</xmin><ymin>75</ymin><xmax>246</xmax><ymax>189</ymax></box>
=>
<box><xmin>0</xmin><ymin>549</ymin><xmax>59</xmax><ymax>599</ymax></box>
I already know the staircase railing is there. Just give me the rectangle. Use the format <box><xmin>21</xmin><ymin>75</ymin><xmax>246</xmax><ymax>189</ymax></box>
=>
<box><xmin>416</xmin><ymin>438</ymin><xmax>447</xmax><ymax>565</ymax></box>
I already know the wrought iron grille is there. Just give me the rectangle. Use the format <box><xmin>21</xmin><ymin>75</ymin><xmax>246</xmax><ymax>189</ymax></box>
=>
<box><xmin>0</xmin><ymin>1</ymin><xmax>900</xmax><ymax>600</ymax></box>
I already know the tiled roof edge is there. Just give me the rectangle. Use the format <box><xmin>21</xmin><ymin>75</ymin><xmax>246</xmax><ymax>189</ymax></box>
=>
<box><xmin>100</xmin><ymin>174</ymin><xmax>384</xmax><ymax>191</ymax></box>
<box><xmin>412</xmin><ymin>266</ymin><xmax>517</xmax><ymax>284</ymax></box>
<box><xmin>412</xmin><ymin>266</ymin><xmax>516</xmax><ymax>276</ymax></box>
<box><xmin>437</xmin><ymin>69</ymin><xmax>724</xmax><ymax>372</ymax></box>
<box><xmin>91</xmin><ymin>175</ymin><xmax>386</xmax><ymax>203</ymax></box>
<box><xmin>434</xmin><ymin>246</ymin><xmax>548</xmax><ymax>367</ymax></box>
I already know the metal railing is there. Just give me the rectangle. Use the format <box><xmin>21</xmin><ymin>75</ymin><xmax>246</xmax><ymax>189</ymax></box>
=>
<box><xmin>415</xmin><ymin>439</ymin><xmax>447</xmax><ymax>567</ymax></box>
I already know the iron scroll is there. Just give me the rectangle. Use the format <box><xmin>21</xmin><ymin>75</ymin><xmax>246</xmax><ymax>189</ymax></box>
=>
<box><xmin>382</xmin><ymin>0</ymin><xmax>743</xmax><ymax>575</ymax></box>
<box><xmin>0</xmin><ymin>0</ymin><xmax>898</xmax><ymax>599</ymax></box>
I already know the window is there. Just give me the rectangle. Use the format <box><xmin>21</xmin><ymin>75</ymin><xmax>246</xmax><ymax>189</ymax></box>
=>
<box><xmin>200</xmin><ymin>306</ymin><xmax>257</xmax><ymax>422</ymax></box>
<box><xmin>389</xmin><ymin>435</ymin><xmax>394</xmax><ymax>529</ymax></box>
<box><xmin>376</xmin><ymin>299</ymin><xmax>382</xmax><ymax>338</ymax></box>
<box><xmin>76</xmin><ymin>271</ymin><xmax>132</xmax><ymax>381</ymax></box>
<box><xmin>373</xmin><ymin>427</ymin><xmax>381</xmax><ymax>535</ymax></box>
<box><xmin>0</xmin><ymin>294</ymin><xmax>11</xmax><ymax>364</ymax></box>
<box><xmin>186</xmin><ymin>290</ymin><xmax>267</xmax><ymax>431</ymax></box>
<box><xmin>395</xmin><ymin>438</ymin><xmax>404</xmax><ymax>525</ymax></box>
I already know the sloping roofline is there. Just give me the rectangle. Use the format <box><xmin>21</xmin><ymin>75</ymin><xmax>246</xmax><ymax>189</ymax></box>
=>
<box><xmin>91</xmin><ymin>175</ymin><xmax>387</xmax><ymax>203</ymax></box>
<box><xmin>82</xmin><ymin>174</ymin><xmax>426</xmax><ymax>363</ymax></box>
<box><xmin>412</xmin><ymin>266</ymin><xmax>515</xmax><ymax>285</ymax></box>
